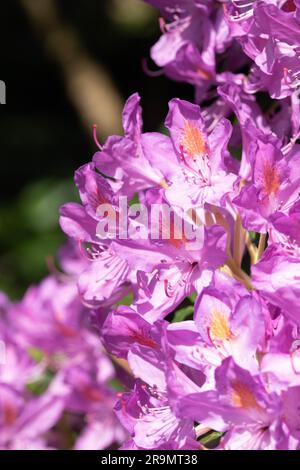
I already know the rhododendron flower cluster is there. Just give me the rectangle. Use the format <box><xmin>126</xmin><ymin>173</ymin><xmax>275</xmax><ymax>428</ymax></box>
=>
<box><xmin>145</xmin><ymin>0</ymin><xmax>300</xmax><ymax>100</ymax></box>
<box><xmin>1</xmin><ymin>0</ymin><xmax>300</xmax><ymax>450</ymax></box>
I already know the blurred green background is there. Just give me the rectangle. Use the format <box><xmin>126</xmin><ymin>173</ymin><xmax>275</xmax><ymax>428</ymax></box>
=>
<box><xmin>0</xmin><ymin>0</ymin><xmax>193</xmax><ymax>298</ymax></box>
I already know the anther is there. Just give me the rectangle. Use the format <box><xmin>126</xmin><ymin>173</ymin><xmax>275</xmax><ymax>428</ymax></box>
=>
<box><xmin>141</xmin><ymin>58</ymin><xmax>164</xmax><ymax>77</ymax></box>
<box><xmin>93</xmin><ymin>124</ymin><xmax>103</xmax><ymax>151</ymax></box>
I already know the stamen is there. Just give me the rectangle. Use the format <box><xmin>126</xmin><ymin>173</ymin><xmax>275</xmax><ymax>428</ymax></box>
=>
<box><xmin>141</xmin><ymin>58</ymin><xmax>164</xmax><ymax>77</ymax></box>
<box><xmin>283</xmin><ymin>67</ymin><xmax>290</xmax><ymax>86</ymax></box>
<box><xmin>225</xmin><ymin>0</ymin><xmax>255</xmax><ymax>22</ymax></box>
<box><xmin>93</xmin><ymin>124</ymin><xmax>103</xmax><ymax>151</ymax></box>
<box><xmin>164</xmin><ymin>279</ymin><xmax>173</xmax><ymax>298</ymax></box>
<box><xmin>163</xmin><ymin>263</ymin><xmax>197</xmax><ymax>298</ymax></box>
<box><xmin>158</xmin><ymin>17</ymin><xmax>167</xmax><ymax>34</ymax></box>
<box><xmin>282</xmin><ymin>130</ymin><xmax>300</xmax><ymax>155</ymax></box>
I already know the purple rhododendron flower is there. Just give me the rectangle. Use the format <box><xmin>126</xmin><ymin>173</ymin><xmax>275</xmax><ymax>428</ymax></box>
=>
<box><xmin>225</xmin><ymin>1</ymin><xmax>300</xmax><ymax>98</ymax></box>
<box><xmin>144</xmin><ymin>0</ymin><xmax>236</xmax><ymax>98</ymax></box>
<box><xmin>3</xmin><ymin>0</ymin><xmax>300</xmax><ymax>452</ymax></box>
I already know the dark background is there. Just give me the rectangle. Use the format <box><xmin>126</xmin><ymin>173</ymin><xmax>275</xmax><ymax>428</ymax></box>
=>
<box><xmin>0</xmin><ymin>0</ymin><xmax>193</xmax><ymax>298</ymax></box>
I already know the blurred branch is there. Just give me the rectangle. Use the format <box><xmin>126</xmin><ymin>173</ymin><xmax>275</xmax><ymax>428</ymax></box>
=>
<box><xmin>20</xmin><ymin>0</ymin><xmax>123</xmax><ymax>136</ymax></box>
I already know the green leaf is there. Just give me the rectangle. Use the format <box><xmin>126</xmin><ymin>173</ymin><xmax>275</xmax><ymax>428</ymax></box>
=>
<box><xmin>27</xmin><ymin>370</ymin><xmax>55</xmax><ymax>396</ymax></box>
<box><xmin>229</xmin><ymin>144</ymin><xmax>242</xmax><ymax>162</ymax></box>
<box><xmin>27</xmin><ymin>347</ymin><xmax>44</xmax><ymax>363</ymax></box>
<box><xmin>109</xmin><ymin>378</ymin><xmax>124</xmax><ymax>392</ymax></box>
<box><xmin>129</xmin><ymin>193</ymin><xmax>139</xmax><ymax>206</ymax></box>
<box><xmin>200</xmin><ymin>431</ymin><xmax>223</xmax><ymax>449</ymax></box>
<box><xmin>188</xmin><ymin>292</ymin><xmax>197</xmax><ymax>303</ymax></box>
<box><xmin>172</xmin><ymin>305</ymin><xmax>194</xmax><ymax>323</ymax></box>
<box><xmin>116</xmin><ymin>292</ymin><xmax>134</xmax><ymax>306</ymax></box>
